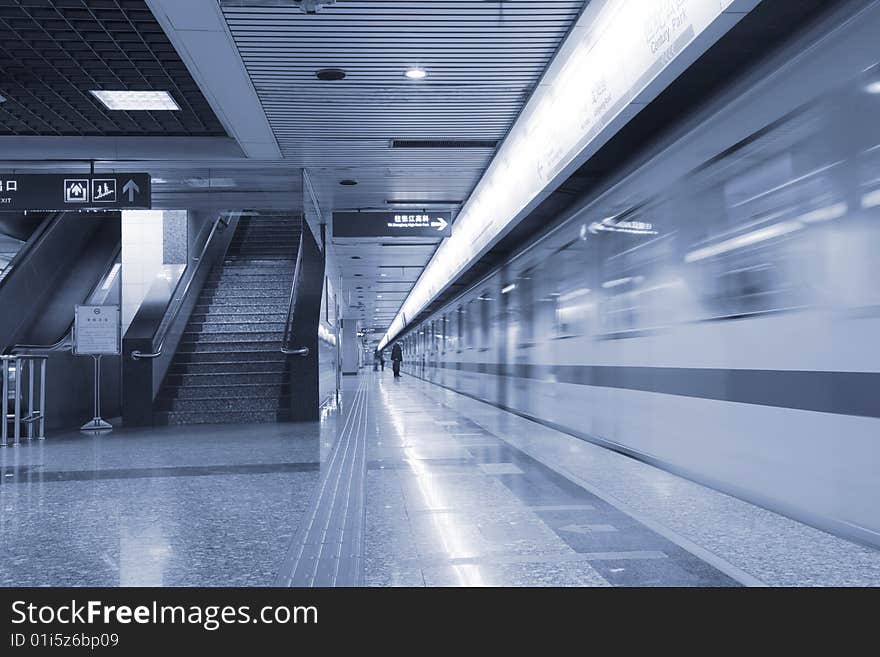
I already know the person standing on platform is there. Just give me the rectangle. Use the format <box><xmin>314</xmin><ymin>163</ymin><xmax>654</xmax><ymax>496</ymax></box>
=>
<box><xmin>391</xmin><ymin>342</ymin><xmax>403</xmax><ymax>378</ymax></box>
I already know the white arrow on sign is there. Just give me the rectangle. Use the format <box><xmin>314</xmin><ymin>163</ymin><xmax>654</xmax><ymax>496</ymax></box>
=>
<box><xmin>431</xmin><ymin>217</ymin><xmax>448</xmax><ymax>231</ymax></box>
<box><xmin>122</xmin><ymin>179</ymin><xmax>140</xmax><ymax>203</ymax></box>
<box><xmin>559</xmin><ymin>523</ymin><xmax>618</xmax><ymax>535</ymax></box>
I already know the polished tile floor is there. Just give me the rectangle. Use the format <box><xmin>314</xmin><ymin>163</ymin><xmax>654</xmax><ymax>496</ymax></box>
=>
<box><xmin>2</xmin><ymin>371</ymin><xmax>879</xmax><ymax>586</ymax></box>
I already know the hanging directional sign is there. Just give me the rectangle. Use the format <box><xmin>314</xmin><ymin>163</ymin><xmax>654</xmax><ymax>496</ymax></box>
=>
<box><xmin>0</xmin><ymin>173</ymin><xmax>151</xmax><ymax>211</ymax></box>
<box><xmin>332</xmin><ymin>211</ymin><xmax>453</xmax><ymax>238</ymax></box>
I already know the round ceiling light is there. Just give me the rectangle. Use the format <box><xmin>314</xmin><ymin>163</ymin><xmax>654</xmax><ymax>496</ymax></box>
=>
<box><xmin>404</xmin><ymin>68</ymin><xmax>427</xmax><ymax>80</ymax></box>
<box><xmin>339</xmin><ymin>179</ymin><xmax>358</xmax><ymax>186</ymax></box>
<box><xmin>316</xmin><ymin>68</ymin><xmax>346</xmax><ymax>81</ymax></box>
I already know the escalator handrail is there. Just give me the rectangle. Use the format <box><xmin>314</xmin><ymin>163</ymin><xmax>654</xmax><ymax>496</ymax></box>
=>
<box><xmin>280</xmin><ymin>228</ymin><xmax>309</xmax><ymax>358</ymax></box>
<box><xmin>0</xmin><ymin>212</ymin><xmax>62</xmax><ymax>294</ymax></box>
<box><xmin>130</xmin><ymin>213</ymin><xmax>231</xmax><ymax>360</ymax></box>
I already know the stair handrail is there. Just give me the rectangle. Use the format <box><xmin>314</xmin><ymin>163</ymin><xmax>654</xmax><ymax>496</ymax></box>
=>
<box><xmin>130</xmin><ymin>213</ymin><xmax>231</xmax><ymax>360</ymax></box>
<box><xmin>281</xmin><ymin>228</ymin><xmax>309</xmax><ymax>357</ymax></box>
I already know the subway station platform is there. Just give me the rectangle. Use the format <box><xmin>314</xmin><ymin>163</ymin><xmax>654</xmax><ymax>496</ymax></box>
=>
<box><xmin>2</xmin><ymin>372</ymin><xmax>878</xmax><ymax>588</ymax></box>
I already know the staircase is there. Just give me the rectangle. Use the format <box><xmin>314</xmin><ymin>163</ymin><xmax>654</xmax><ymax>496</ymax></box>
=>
<box><xmin>154</xmin><ymin>215</ymin><xmax>301</xmax><ymax>425</ymax></box>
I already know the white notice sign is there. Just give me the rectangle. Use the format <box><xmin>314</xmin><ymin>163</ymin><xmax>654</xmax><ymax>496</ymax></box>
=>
<box><xmin>74</xmin><ymin>305</ymin><xmax>121</xmax><ymax>355</ymax></box>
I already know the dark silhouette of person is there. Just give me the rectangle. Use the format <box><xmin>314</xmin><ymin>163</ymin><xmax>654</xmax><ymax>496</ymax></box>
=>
<box><xmin>391</xmin><ymin>342</ymin><xmax>403</xmax><ymax>378</ymax></box>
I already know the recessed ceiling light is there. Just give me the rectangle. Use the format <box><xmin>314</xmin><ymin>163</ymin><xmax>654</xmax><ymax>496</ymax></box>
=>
<box><xmin>339</xmin><ymin>179</ymin><xmax>358</xmax><ymax>186</ymax></box>
<box><xmin>865</xmin><ymin>80</ymin><xmax>880</xmax><ymax>94</ymax></box>
<box><xmin>316</xmin><ymin>68</ymin><xmax>346</xmax><ymax>81</ymax></box>
<box><xmin>0</xmin><ymin>94</ymin><xmax>6</xmax><ymax>104</ymax></box>
<box><xmin>90</xmin><ymin>90</ymin><xmax>180</xmax><ymax>111</ymax></box>
<box><xmin>404</xmin><ymin>68</ymin><xmax>427</xmax><ymax>80</ymax></box>
<box><xmin>351</xmin><ymin>255</ymin><xmax>361</xmax><ymax>259</ymax></box>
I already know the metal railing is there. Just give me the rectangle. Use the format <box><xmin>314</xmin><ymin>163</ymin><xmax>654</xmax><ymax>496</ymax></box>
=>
<box><xmin>281</xmin><ymin>228</ymin><xmax>310</xmax><ymax>358</ymax></box>
<box><xmin>2</xmin><ymin>355</ymin><xmax>47</xmax><ymax>446</ymax></box>
<box><xmin>131</xmin><ymin>214</ymin><xmax>231</xmax><ymax>361</ymax></box>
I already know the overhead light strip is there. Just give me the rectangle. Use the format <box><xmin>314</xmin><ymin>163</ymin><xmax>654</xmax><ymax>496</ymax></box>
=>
<box><xmin>90</xmin><ymin>90</ymin><xmax>180</xmax><ymax>111</ymax></box>
<box><xmin>379</xmin><ymin>0</ymin><xmax>759</xmax><ymax>350</ymax></box>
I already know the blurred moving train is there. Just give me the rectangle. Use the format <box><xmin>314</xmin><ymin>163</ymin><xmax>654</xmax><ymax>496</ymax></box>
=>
<box><xmin>397</xmin><ymin>1</ymin><xmax>880</xmax><ymax>547</ymax></box>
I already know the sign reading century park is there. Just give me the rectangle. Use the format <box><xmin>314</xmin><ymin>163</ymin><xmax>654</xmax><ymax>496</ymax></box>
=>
<box><xmin>0</xmin><ymin>173</ymin><xmax>151</xmax><ymax>211</ymax></box>
<box><xmin>332</xmin><ymin>211</ymin><xmax>452</xmax><ymax>238</ymax></box>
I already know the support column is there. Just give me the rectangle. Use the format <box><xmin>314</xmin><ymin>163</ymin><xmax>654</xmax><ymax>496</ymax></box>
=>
<box><xmin>341</xmin><ymin>318</ymin><xmax>359</xmax><ymax>376</ymax></box>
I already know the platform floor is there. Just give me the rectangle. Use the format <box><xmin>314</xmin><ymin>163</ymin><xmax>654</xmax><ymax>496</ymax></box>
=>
<box><xmin>2</xmin><ymin>371</ymin><xmax>879</xmax><ymax>586</ymax></box>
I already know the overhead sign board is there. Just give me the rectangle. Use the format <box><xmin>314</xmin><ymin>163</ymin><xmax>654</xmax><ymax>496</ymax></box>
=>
<box><xmin>73</xmin><ymin>305</ymin><xmax>121</xmax><ymax>356</ymax></box>
<box><xmin>0</xmin><ymin>173</ymin><xmax>151</xmax><ymax>211</ymax></box>
<box><xmin>332</xmin><ymin>211</ymin><xmax>452</xmax><ymax>238</ymax></box>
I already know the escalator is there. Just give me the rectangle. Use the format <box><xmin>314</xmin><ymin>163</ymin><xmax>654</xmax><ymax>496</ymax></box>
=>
<box><xmin>1</xmin><ymin>211</ymin><xmax>122</xmax><ymax>429</ymax></box>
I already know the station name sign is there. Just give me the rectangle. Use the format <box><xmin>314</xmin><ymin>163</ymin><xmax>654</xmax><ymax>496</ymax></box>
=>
<box><xmin>0</xmin><ymin>173</ymin><xmax>151</xmax><ymax>211</ymax></box>
<box><xmin>332</xmin><ymin>211</ymin><xmax>452</xmax><ymax>238</ymax></box>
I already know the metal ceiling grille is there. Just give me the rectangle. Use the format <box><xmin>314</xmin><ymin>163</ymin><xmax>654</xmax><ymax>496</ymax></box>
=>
<box><xmin>221</xmin><ymin>0</ymin><xmax>584</xmax><ymax>158</ymax></box>
<box><xmin>0</xmin><ymin>0</ymin><xmax>226</xmax><ymax>137</ymax></box>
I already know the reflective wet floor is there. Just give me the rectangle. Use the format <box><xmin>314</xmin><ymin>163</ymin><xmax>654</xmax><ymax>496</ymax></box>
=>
<box><xmin>2</xmin><ymin>372</ymin><xmax>879</xmax><ymax>586</ymax></box>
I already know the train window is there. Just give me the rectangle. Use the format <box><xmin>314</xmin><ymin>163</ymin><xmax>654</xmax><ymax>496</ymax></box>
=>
<box><xmin>595</xmin><ymin>205</ymin><xmax>680</xmax><ymax>335</ymax></box>
<box><xmin>518</xmin><ymin>266</ymin><xmax>536</xmax><ymax>346</ymax></box>
<box><xmin>463</xmin><ymin>300</ymin><xmax>475</xmax><ymax>349</ymax></box>
<box><xmin>552</xmin><ymin>240</ymin><xmax>589</xmax><ymax>338</ymax></box>
<box><xmin>685</xmin><ymin>142</ymin><xmax>822</xmax><ymax>318</ymax></box>
<box><xmin>479</xmin><ymin>289</ymin><xmax>491</xmax><ymax>350</ymax></box>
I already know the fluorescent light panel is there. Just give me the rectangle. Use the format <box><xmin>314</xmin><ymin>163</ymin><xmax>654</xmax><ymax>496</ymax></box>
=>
<box><xmin>90</xmin><ymin>90</ymin><xmax>180</xmax><ymax>111</ymax></box>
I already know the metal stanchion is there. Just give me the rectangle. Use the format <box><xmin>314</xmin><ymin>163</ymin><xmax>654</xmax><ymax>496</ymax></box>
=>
<box><xmin>13</xmin><ymin>356</ymin><xmax>21</xmax><ymax>445</ymax></box>
<box><xmin>81</xmin><ymin>354</ymin><xmax>112</xmax><ymax>432</ymax></box>
<box><xmin>38</xmin><ymin>358</ymin><xmax>46</xmax><ymax>440</ymax></box>
<box><xmin>1</xmin><ymin>358</ymin><xmax>8</xmax><ymax>447</ymax></box>
<box><xmin>1</xmin><ymin>355</ymin><xmax>49</xmax><ymax>445</ymax></box>
<box><xmin>27</xmin><ymin>358</ymin><xmax>34</xmax><ymax>440</ymax></box>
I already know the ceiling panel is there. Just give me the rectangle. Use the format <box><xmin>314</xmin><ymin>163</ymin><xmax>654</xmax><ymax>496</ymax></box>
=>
<box><xmin>0</xmin><ymin>0</ymin><xmax>226</xmax><ymax>137</ymax></box>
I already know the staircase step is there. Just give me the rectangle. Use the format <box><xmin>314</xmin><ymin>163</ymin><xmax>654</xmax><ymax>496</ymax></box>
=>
<box><xmin>162</xmin><ymin>383</ymin><xmax>289</xmax><ymax>400</ymax></box>
<box><xmin>229</xmin><ymin>237</ymin><xmax>300</xmax><ymax>245</ymax></box>
<box><xmin>193</xmin><ymin>307</ymin><xmax>288</xmax><ymax>318</ymax></box>
<box><xmin>201</xmin><ymin>284</ymin><xmax>292</xmax><ymax>294</ymax></box>
<box><xmin>175</xmin><ymin>341</ymin><xmax>282</xmax><ymax>354</ymax></box>
<box><xmin>203</xmin><ymin>276</ymin><xmax>292</xmax><ymax>285</ymax></box>
<box><xmin>156</xmin><ymin>396</ymin><xmax>289</xmax><ymax>413</ymax></box>
<box><xmin>198</xmin><ymin>289</ymin><xmax>290</xmax><ymax>300</ymax></box>
<box><xmin>207</xmin><ymin>270</ymin><xmax>294</xmax><ymax>280</ymax></box>
<box><xmin>171</xmin><ymin>351</ymin><xmax>288</xmax><ymax>365</ymax></box>
<box><xmin>180</xmin><ymin>331</ymin><xmax>282</xmax><ymax>343</ymax></box>
<box><xmin>166</xmin><ymin>372</ymin><xmax>286</xmax><ymax>386</ymax></box>
<box><xmin>222</xmin><ymin>258</ymin><xmax>296</xmax><ymax>265</ymax></box>
<box><xmin>187</xmin><ymin>318</ymin><xmax>287</xmax><ymax>330</ymax></box>
<box><xmin>215</xmin><ymin>261</ymin><xmax>294</xmax><ymax>269</ymax></box>
<box><xmin>153</xmin><ymin>409</ymin><xmax>291</xmax><ymax>426</ymax></box>
<box><xmin>191</xmin><ymin>304</ymin><xmax>288</xmax><ymax>315</ymax></box>
<box><xmin>169</xmin><ymin>360</ymin><xmax>287</xmax><ymax>374</ymax></box>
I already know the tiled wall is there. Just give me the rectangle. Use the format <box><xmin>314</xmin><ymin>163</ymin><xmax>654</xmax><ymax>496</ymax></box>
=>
<box><xmin>162</xmin><ymin>210</ymin><xmax>187</xmax><ymax>265</ymax></box>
